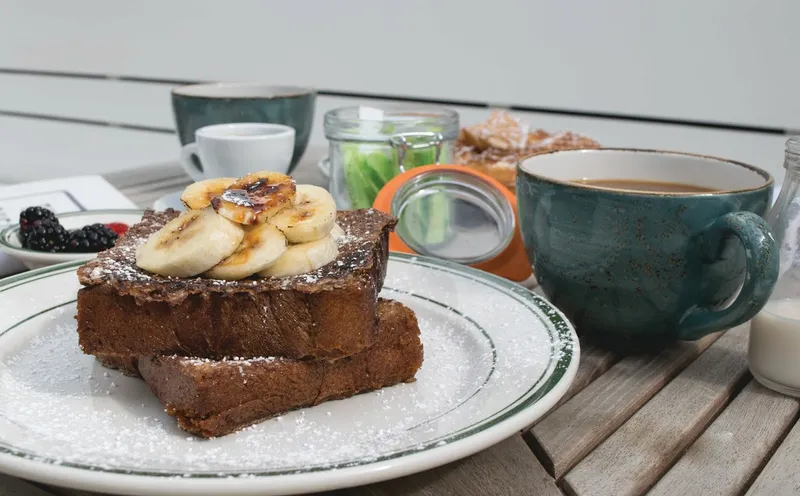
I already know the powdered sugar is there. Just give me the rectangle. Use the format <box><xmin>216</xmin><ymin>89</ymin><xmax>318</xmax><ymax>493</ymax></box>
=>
<box><xmin>182</xmin><ymin>356</ymin><xmax>281</xmax><ymax>367</ymax></box>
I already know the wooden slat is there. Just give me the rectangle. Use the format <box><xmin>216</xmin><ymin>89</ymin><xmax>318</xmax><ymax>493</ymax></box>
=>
<box><xmin>0</xmin><ymin>474</ymin><xmax>57</xmax><ymax>495</ymax></box>
<box><xmin>746</xmin><ymin>417</ymin><xmax>800</xmax><ymax>495</ymax></box>
<box><xmin>33</xmin><ymin>487</ymin><xmax>108</xmax><ymax>496</ymax></box>
<box><xmin>527</xmin><ymin>332</ymin><xmax>719</xmax><ymax>479</ymax></box>
<box><xmin>522</xmin><ymin>339</ymin><xmax>619</xmax><ymax>433</ymax></box>
<box><xmin>553</xmin><ymin>339</ymin><xmax>619</xmax><ymax>410</ymax></box>
<box><xmin>103</xmin><ymin>162</ymin><xmax>190</xmax><ymax>192</ymax></box>
<box><xmin>649</xmin><ymin>380</ymin><xmax>800</xmax><ymax>496</ymax></box>
<box><xmin>562</xmin><ymin>324</ymin><xmax>751</xmax><ymax>496</ymax></box>
<box><xmin>341</xmin><ymin>435</ymin><xmax>560</xmax><ymax>496</ymax></box>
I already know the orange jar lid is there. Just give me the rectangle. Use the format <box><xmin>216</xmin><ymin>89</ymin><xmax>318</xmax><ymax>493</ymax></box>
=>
<box><xmin>372</xmin><ymin>165</ymin><xmax>532</xmax><ymax>282</ymax></box>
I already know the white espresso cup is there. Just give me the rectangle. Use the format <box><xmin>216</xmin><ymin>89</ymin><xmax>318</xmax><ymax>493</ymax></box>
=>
<box><xmin>179</xmin><ymin>123</ymin><xmax>296</xmax><ymax>181</ymax></box>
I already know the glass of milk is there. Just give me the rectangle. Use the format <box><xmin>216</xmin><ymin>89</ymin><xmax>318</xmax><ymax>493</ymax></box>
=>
<box><xmin>750</xmin><ymin>137</ymin><xmax>800</xmax><ymax>397</ymax></box>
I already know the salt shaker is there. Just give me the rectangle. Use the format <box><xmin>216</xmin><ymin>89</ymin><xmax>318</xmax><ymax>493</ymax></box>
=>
<box><xmin>749</xmin><ymin>137</ymin><xmax>800</xmax><ymax>396</ymax></box>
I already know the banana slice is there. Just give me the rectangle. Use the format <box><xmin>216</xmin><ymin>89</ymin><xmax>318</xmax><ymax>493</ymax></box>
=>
<box><xmin>269</xmin><ymin>185</ymin><xmax>337</xmax><ymax>243</ymax></box>
<box><xmin>212</xmin><ymin>172</ymin><xmax>296</xmax><ymax>225</ymax></box>
<box><xmin>180</xmin><ymin>177</ymin><xmax>237</xmax><ymax>210</ymax></box>
<box><xmin>204</xmin><ymin>223</ymin><xmax>288</xmax><ymax>281</ymax></box>
<box><xmin>135</xmin><ymin>207</ymin><xmax>245</xmax><ymax>278</ymax></box>
<box><xmin>258</xmin><ymin>235</ymin><xmax>338</xmax><ymax>278</ymax></box>
<box><xmin>330</xmin><ymin>223</ymin><xmax>346</xmax><ymax>243</ymax></box>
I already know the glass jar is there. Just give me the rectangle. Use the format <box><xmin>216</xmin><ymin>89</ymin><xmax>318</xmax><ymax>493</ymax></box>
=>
<box><xmin>323</xmin><ymin>105</ymin><xmax>459</xmax><ymax>209</ymax></box>
<box><xmin>370</xmin><ymin>164</ymin><xmax>533</xmax><ymax>282</ymax></box>
<box><xmin>749</xmin><ymin>137</ymin><xmax>800</xmax><ymax>397</ymax></box>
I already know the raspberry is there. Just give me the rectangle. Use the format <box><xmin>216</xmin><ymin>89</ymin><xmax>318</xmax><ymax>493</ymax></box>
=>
<box><xmin>19</xmin><ymin>206</ymin><xmax>58</xmax><ymax>240</ymax></box>
<box><xmin>104</xmin><ymin>222</ymin><xmax>129</xmax><ymax>236</ymax></box>
<box><xmin>23</xmin><ymin>219</ymin><xmax>69</xmax><ymax>252</ymax></box>
<box><xmin>67</xmin><ymin>223</ymin><xmax>119</xmax><ymax>253</ymax></box>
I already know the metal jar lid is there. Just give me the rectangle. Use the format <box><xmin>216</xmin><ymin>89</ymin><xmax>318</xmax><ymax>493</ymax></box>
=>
<box><xmin>373</xmin><ymin>165</ymin><xmax>533</xmax><ymax>282</ymax></box>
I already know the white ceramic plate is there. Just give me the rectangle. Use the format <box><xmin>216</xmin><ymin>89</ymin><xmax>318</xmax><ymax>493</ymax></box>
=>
<box><xmin>0</xmin><ymin>254</ymin><xmax>579</xmax><ymax>496</ymax></box>
<box><xmin>0</xmin><ymin>209</ymin><xmax>145</xmax><ymax>270</ymax></box>
<box><xmin>152</xmin><ymin>192</ymin><xmax>185</xmax><ymax>212</ymax></box>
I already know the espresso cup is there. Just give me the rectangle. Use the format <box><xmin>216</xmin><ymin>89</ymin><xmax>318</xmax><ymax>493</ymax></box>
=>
<box><xmin>516</xmin><ymin>148</ymin><xmax>778</xmax><ymax>345</ymax></box>
<box><xmin>171</xmin><ymin>83</ymin><xmax>315</xmax><ymax>174</ymax></box>
<box><xmin>179</xmin><ymin>123</ymin><xmax>295</xmax><ymax>181</ymax></box>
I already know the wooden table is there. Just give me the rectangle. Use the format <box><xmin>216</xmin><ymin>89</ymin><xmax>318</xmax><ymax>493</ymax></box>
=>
<box><xmin>3</xmin><ymin>151</ymin><xmax>799</xmax><ymax>496</ymax></box>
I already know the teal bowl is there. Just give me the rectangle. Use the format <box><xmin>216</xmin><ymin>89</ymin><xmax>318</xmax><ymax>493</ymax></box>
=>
<box><xmin>171</xmin><ymin>83</ymin><xmax>316</xmax><ymax>173</ymax></box>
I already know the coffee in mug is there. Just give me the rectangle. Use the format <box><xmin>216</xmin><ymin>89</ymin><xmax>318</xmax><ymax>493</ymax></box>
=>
<box><xmin>571</xmin><ymin>178</ymin><xmax>718</xmax><ymax>193</ymax></box>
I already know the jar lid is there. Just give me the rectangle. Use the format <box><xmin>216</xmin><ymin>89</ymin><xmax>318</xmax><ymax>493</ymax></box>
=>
<box><xmin>323</xmin><ymin>105</ymin><xmax>459</xmax><ymax>143</ymax></box>
<box><xmin>373</xmin><ymin>165</ymin><xmax>533</xmax><ymax>282</ymax></box>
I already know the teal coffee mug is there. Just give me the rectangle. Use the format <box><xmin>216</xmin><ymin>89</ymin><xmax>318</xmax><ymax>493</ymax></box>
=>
<box><xmin>516</xmin><ymin>148</ymin><xmax>778</xmax><ymax>345</ymax></box>
<box><xmin>171</xmin><ymin>83</ymin><xmax>315</xmax><ymax>174</ymax></box>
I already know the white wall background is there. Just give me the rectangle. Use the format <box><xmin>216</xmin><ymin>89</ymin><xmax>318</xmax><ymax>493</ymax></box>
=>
<box><xmin>0</xmin><ymin>0</ymin><xmax>796</xmax><ymax>182</ymax></box>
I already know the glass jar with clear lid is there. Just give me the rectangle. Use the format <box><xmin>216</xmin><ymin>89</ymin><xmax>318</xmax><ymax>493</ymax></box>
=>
<box><xmin>322</xmin><ymin>105</ymin><xmax>459</xmax><ymax>209</ymax></box>
<box><xmin>750</xmin><ymin>137</ymin><xmax>800</xmax><ymax>397</ymax></box>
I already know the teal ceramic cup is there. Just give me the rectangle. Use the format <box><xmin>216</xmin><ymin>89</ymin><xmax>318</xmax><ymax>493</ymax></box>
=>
<box><xmin>516</xmin><ymin>148</ymin><xmax>778</xmax><ymax>345</ymax></box>
<box><xmin>171</xmin><ymin>83</ymin><xmax>316</xmax><ymax>174</ymax></box>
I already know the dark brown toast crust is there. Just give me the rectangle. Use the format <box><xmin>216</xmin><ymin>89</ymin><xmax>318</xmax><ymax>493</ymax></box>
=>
<box><xmin>138</xmin><ymin>299</ymin><xmax>423</xmax><ymax>438</ymax></box>
<box><xmin>96</xmin><ymin>354</ymin><xmax>140</xmax><ymax>377</ymax></box>
<box><xmin>76</xmin><ymin>208</ymin><xmax>396</xmax><ymax>360</ymax></box>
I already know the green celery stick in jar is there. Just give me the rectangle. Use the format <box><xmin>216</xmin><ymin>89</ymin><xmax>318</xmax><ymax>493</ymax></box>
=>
<box><xmin>323</xmin><ymin>105</ymin><xmax>459</xmax><ymax>211</ymax></box>
<box><xmin>365</xmin><ymin>151</ymin><xmax>398</xmax><ymax>186</ymax></box>
<box><xmin>421</xmin><ymin>186</ymin><xmax>451</xmax><ymax>245</ymax></box>
<box><xmin>342</xmin><ymin>145</ymin><xmax>381</xmax><ymax>209</ymax></box>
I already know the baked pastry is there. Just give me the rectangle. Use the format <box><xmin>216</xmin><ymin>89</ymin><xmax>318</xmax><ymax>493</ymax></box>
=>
<box><xmin>455</xmin><ymin>111</ymin><xmax>601</xmax><ymax>192</ymax></box>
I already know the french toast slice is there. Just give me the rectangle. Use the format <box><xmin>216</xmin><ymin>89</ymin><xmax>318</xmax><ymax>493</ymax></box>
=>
<box><xmin>76</xmin><ymin>208</ymin><xmax>396</xmax><ymax>361</ymax></box>
<box><xmin>138</xmin><ymin>299</ymin><xmax>423</xmax><ymax>437</ymax></box>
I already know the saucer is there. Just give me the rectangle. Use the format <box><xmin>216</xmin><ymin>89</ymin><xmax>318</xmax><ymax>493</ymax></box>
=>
<box><xmin>153</xmin><ymin>192</ymin><xmax>185</xmax><ymax>212</ymax></box>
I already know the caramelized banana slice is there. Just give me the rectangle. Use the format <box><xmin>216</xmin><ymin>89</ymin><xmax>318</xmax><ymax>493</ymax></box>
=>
<box><xmin>258</xmin><ymin>235</ymin><xmax>338</xmax><ymax>278</ymax></box>
<box><xmin>204</xmin><ymin>223</ymin><xmax>287</xmax><ymax>281</ymax></box>
<box><xmin>135</xmin><ymin>207</ymin><xmax>245</xmax><ymax>278</ymax></box>
<box><xmin>212</xmin><ymin>172</ymin><xmax>296</xmax><ymax>225</ymax></box>
<box><xmin>180</xmin><ymin>177</ymin><xmax>237</xmax><ymax>210</ymax></box>
<box><xmin>269</xmin><ymin>185</ymin><xmax>337</xmax><ymax>243</ymax></box>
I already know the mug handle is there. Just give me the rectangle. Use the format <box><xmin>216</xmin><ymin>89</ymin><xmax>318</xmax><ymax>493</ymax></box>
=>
<box><xmin>179</xmin><ymin>143</ymin><xmax>205</xmax><ymax>182</ymax></box>
<box><xmin>676</xmin><ymin>211</ymin><xmax>778</xmax><ymax>340</ymax></box>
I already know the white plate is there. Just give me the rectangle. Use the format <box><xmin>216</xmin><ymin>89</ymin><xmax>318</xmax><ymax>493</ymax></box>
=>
<box><xmin>0</xmin><ymin>209</ymin><xmax>145</xmax><ymax>270</ymax></box>
<box><xmin>152</xmin><ymin>192</ymin><xmax>185</xmax><ymax>212</ymax></box>
<box><xmin>0</xmin><ymin>254</ymin><xmax>579</xmax><ymax>496</ymax></box>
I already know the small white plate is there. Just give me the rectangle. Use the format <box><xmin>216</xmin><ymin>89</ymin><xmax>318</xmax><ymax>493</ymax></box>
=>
<box><xmin>0</xmin><ymin>209</ymin><xmax>145</xmax><ymax>270</ymax></box>
<box><xmin>0</xmin><ymin>254</ymin><xmax>578</xmax><ymax>495</ymax></box>
<box><xmin>153</xmin><ymin>192</ymin><xmax>185</xmax><ymax>212</ymax></box>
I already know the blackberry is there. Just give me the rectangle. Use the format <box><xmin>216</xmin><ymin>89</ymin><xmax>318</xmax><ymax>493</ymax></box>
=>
<box><xmin>23</xmin><ymin>219</ymin><xmax>69</xmax><ymax>252</ymax></box>
<box><xmin>67</xmin><ymin>223</ymin><xmax>118</xmax><ymax>252</ymax></box>
<box><xmin>19</xmin><ymin>206</ymin><xmax>58</xmax><ymax>240</ymax></box>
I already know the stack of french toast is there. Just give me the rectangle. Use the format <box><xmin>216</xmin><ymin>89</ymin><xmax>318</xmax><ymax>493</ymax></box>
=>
<box><xmin>74</xmin><ymin>172</ymin><xmax>424</xmax><ymax>437</ymax></box>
